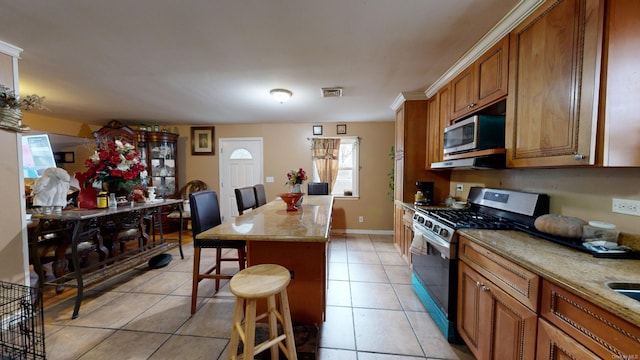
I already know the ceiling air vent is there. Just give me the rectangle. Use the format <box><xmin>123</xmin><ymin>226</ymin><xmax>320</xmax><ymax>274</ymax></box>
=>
<box><xmin>321</xmin><ymin>87</ymin><xmax>343</xmax><ymax>98</ymax></box>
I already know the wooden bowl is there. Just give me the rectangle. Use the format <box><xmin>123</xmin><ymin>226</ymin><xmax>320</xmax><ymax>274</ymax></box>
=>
<box><xmin>279</xmin><ymin>192</ymin><xmax>304</xmax><ymax>211</ymax></box>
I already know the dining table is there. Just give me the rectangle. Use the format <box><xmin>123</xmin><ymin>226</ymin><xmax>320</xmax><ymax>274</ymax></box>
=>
<box><xmin>196</xmin><ymin>194</ymin><xmax>333</xmax><ymax>325</ymax></box>
<box><xmin>30</xmin><ymin>198</ymin><xmax>183</xmax><ymax>318</ymax></box>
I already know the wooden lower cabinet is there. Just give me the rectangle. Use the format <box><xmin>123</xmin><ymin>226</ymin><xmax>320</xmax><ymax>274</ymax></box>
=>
<box><xmin>536</xmin><ymin>318</ymin><xmax>599</xmax><ymax>359</ymax></box>
<box><xmin>458</xmin><ymin>236</ymin><xmax>640</xmax><ymax>360</ymax></box>
<box><xmin>393</xmin><ymin>202</ymin><xmax>414</xmax><ymax>266</ymax></box>
<box><xmin>540</xmin><ymin>280</ymin><xmax>640</xmax><ymax>358</ymax></box>
<box><xmin>458</xmin><ymin>261</ymin><xmax>538</xmax><ymax>360</ymax></box>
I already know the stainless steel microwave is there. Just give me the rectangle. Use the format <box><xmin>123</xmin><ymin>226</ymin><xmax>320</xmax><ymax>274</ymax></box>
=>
<box><xmin>443</xmin><ymin>115</ymin><xmax>505</xmax><ymax>155</ymax></box>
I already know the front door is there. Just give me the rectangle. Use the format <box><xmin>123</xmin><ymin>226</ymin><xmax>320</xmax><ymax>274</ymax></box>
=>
<box><xmin>219</xmin><ymin>138</ymin><xmax>263</xmax><ymax>222</ymax></box>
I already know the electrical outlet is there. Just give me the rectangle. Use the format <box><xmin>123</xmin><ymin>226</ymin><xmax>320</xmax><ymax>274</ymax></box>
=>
<box><xmin>358</xmin><ymin>216</ymin><xmax>364</xmax><ymax>223</ymax></box>
<box><xmin>612</xmin><ymin>198</ymin><xmax>640</xmax><ymax>216</ymax></box>
<box><xmin>456</xmin><ymin>184</ymin><xmax>464</xmax><ymax>191</ymax></box>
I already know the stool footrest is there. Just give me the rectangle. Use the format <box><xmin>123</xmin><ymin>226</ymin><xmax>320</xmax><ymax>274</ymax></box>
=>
<box><xmin>253</xmin><ymin>334</ymin><xmax>287</xmax><ymax>355</ymax></box>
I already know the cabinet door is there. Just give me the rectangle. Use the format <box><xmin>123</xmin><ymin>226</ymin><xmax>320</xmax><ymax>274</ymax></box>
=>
<box><xmin>401</xmin><ymin>207</ymin><xmax>414</xmax><ymax>265</ymax></box>
<box><xmin>476</xmin><ymin>36</ymin><xmax>509</xmax><ymax>109</ymax></box>
<box><xmin>600</xmin><ymin>0</ymin><xmax>640</xmax><ymax>166</ymax></box>
<box><xmin>458</xmin><ymin>262</ymin><xmax>537</xmax><ymax>360</ymax></box>
<box><xmin>536</xmin><ymin>318</ymin><xmax>599</xmax><ymax>360</ymax></box>
<box><xmin>426</xmin><ymin>94</ymin><xmax>441</xmax><ymax>168</ymax></box>
<box><xmin>483</xmin><ymin>275</ymin><xmax>537</xmax><ymax>360</ymax></box>
<box><xmin>393</xmin><ymin>203</ymin><xmax>403</xmax><ymax>253</ymax></box>
<box><xmin>439</xmin><ymin>84</ymin><xmax>452</xmax><ymax>127</ymax></box>
<box><xmin>450</xmin><ymin>66</ymin><xmax>475</xmax><ymax>120</ymax></box>
<box><xmin>458</xmin><ymin>262</ymin><xmax>483</xmax><ymax>358</ymax></box>
<box><xmin>148</xmin><ymin>140</ymin><xmax>177</xmax><ymax>197</ymax></box>
<box><xmin>506</xmin><ymin>0</ymin><xmax>604</xmax><ymax>167</ymax></box>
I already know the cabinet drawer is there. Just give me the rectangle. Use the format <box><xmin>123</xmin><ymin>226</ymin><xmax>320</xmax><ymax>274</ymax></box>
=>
<box><xmin>540</xmin><ymin>280</ymin><xmax>640</xmax><ymax>358</ymax></box>
<box><xmin>536</xmin><ymin>318</ymin><xmax>599</xmax><ymax>359</ymax></box>
<box><xmin>459</xmin><ymin>235</ymin><xmax>540</xmax><ymax>311</ymax></box>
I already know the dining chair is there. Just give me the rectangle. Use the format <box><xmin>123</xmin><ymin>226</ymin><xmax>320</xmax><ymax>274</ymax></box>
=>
<box><xmin>307</xmin><ymin>182</ymin><xmax>329</xmax><ymax>195</ymax></box>
<box><xmin>167</xmin><ymin>179</ymin><xmax>207</xmax><ymax>232</ymax></box>
<box><xmin>189</xmin><ymin>190</ymin><xmax>246</xmax><ymax>314</ymax></box>
<box><xmin>253</xmin><ymin>184</ymin><xmax>267</xmax><ymax>207</ymax></box>
<box><xmin>234</xmin><ymin>186</ymin><xmax>257</xmax><ymax>215</ymax></box>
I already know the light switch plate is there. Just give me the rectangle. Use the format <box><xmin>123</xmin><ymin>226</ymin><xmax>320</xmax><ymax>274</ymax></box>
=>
<box><xmin>266</xmin><ymin>176</ymin><xmax>275</xmax><ymax>183</ymax></box>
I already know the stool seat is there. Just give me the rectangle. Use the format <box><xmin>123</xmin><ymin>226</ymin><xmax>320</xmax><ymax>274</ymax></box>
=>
<box><xmin>229</xmin><ymin>264</ymin><xmax>298</xmax><ymax>360</ymax></box>
<box><xmin>230</xmin><ymin>264</ymin><xmax>290</xmax><ymax>298</ymax></box>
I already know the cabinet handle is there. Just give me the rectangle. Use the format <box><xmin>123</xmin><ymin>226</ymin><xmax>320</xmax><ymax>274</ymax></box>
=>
<box><xmin>481</xmin><ymin>286</ymin><xmax>490</xmax><ymax>292</ymax></box>
<box><xmin>574</xmin><ymin>154</ymin><xmax>586</xmax><ymax>160</ymax></box>
<box><xmin>476</xmin><ymin>281</ymin><xmax>483</xmax><ymax>287</ymax></box>
<box><xmin>468</xmin><ymin>103</ymin><xmax>476</xmax><ymax>108</ymax></box>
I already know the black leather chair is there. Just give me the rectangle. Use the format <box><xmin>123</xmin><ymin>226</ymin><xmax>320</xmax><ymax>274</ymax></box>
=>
<box><xmin>234</xmin><ymin>186</ymin><xmax>257</xmax><ymax>215</ymax></box>
<box><xmin>189</xmin><ymin>190</ymin><xmax>246</xmax><ymax>314</ymax></box>
<box><xmin>253</xmin><ymin>184</ymin><xmax>267</xmax><ymax>207</ymax></box>
<box><xmin>308</xmin><ymin>182</ymin><xmax>329</xmax><ymax>195</ymax></box>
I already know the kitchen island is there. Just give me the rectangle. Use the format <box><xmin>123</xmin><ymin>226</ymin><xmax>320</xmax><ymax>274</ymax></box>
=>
<box><xmin>197</xmin><ymin>195</ymin><xmax>333</xmax><ymax>325</ymax></box>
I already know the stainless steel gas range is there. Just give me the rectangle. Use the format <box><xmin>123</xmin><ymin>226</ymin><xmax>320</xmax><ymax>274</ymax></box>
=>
<box><xmin>410</xmin><ymin>187</ymin><xmax>549</xmax><ymax>343</ymax></box>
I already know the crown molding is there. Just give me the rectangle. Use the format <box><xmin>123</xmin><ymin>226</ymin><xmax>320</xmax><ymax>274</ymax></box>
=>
<box><xmin>425</xmin><ymin>0</ymin><xmax>545</xmax><ymax>98</ymax></box>
<box><xmin>390</xmin><ymin>91</ymin><xmax>427</xmax><ymax>111</ymax></box>
<box><xmin>0</xmin><ymin>40</ymin><xmax>22</xmax><ymax>58</ymax></box>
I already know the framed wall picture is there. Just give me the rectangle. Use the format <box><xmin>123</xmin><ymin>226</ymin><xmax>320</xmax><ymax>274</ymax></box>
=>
<box><xmin>337</xmin><ymin>124</ymin><xmax>347</xmax><ymax>134</ymax></box>
<box><xmin>53</xmin><ymin>151</ymin><xmax>75</xmax><ymax>163</ymax></box>
<box><xmin>191</xmin><ymin>126</ymin><xmax>215</xmax><ymax>155</ymax></box>
<box><xmin>313</xmin><ymin>125</ymin><xmax>323</xmax><ymax>135</ymax></box>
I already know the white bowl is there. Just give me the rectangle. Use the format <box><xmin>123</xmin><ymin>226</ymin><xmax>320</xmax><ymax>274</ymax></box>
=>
<box><xmin>452</xmin><ymin>201</ymin><xmax>468</xmax><ymax>209</ymax></box>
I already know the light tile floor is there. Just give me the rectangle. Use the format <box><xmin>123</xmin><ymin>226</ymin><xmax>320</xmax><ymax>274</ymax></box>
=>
<box><xmin>40</xmin><ymin>232</ymin><xmax>473</xmax><ymax>359</ymax></box>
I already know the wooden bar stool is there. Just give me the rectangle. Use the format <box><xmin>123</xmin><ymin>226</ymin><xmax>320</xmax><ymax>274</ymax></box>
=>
<box><xmin>228</xmin><ymin>264</ymin><xmax>297</xmax><ymax>360</ymax></box>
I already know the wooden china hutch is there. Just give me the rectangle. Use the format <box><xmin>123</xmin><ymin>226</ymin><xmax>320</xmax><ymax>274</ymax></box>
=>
<box><xmin>94</xmin><ymin>120</ymin><xmax>180</xmax><ymax>231</ymax></box>
<box><xmin>136</xmin><ymin>130</ymin><xmax>179</xmax><ymax>198</ymax></box>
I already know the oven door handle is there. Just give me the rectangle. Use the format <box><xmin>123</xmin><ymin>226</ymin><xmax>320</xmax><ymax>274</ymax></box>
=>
<box><xmin>417</xmin><ymin>229</ymin><xmax>452</xmax><ymax>259</ymax></box>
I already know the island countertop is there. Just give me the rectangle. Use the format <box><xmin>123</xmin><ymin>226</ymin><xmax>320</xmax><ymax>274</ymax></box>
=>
<box><xmin>197</xmin><ymin>195</ymin><xmax>334</xmax><ymax>242</ymax></box>
<box><xmin>458</xmin><ymin>229</ymin><xmax>640</xmax><ymax>327</ymax></box>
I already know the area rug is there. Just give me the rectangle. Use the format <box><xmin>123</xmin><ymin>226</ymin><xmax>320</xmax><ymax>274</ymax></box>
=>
<box><xmin>240</xmin><ymin>323</ymin><xmax>319</xmax><ymax>360</ymax></box>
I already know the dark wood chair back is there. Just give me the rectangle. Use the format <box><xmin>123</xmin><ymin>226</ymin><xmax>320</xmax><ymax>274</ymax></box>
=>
<box><xmin>308</xmin><ymin>182</ymin><xmax>329</xmax><ymax>195</ymax></box>
<box><xmin>253</xmin><ymin>184</ymin><xmax>267</xmax><ymax>207</ymax></box>
<box><xmin>235</xmin><ymin>187</ymin><xmax>257</xmax><ymax>215</ymax></box>
<box><xmin>189</xmin><ymin>190</ymin><xmax>222</xmax><ymax>238</ymax></box>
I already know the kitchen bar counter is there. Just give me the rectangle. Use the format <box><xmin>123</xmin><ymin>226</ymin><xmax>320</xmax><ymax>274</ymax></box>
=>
<box><xmin>197</xmin><ymin>195</ymin><xmax>333</xmax><ymax>242</ymax></box>
<box><xmin>458</xmin><ymin>229</ymin><xmax>640</xmax><ymax>327</ymax></box>
<box><xmin>197</xmin><ymin>195</ymin><xmax>334</xmax><ymax>324</ymax></box>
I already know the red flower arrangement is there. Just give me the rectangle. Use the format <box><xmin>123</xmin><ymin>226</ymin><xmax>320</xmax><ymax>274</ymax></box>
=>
<box><xmin>286</xmin><ymin>168</ymin><xmax>308</xmax><ymax>187</ymax></box>
<box><xmin>80</xmin><ymin>140</ymin><xmax>147</xmax><ymax>194</ymax></box>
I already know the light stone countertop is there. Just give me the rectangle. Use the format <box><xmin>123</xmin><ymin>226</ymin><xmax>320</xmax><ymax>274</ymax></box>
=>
<box><xmin>197</xmin><ymin>195</ymin><xmax>333</xmax><ymax>242</ymax></box>
<box><xmin>458</xmin><ymin>229</ymin><xmax>640</xmax><ymax>327</ymax></box>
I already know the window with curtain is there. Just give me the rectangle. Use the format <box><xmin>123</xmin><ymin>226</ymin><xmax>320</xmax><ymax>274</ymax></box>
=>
<box><xmin>312</xmin><ymin>136</ymin><xmax>359</xmax><ymax>198</ymax></box>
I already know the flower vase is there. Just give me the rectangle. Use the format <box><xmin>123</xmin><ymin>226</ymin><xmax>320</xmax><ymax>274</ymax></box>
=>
<box><xmin>291</xmin><ymin>184</ymin><xmax>303</xmax><ymax>207</ymax></box>
<box><xmin>77</xmin><ymin>185</ymin><xmax>98</xmax><ymax>209</ymax></box>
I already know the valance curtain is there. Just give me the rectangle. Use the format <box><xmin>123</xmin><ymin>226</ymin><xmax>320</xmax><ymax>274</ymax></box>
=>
<box><xmin>312</xmin><ymin>138</ymin><xmax>341</xmax><ymax>192</ymax></box>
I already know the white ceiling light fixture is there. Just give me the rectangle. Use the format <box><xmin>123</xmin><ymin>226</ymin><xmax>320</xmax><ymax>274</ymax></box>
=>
<box><xmin>270</xmin><ymin>88</ymin><xmax>293</xmax><ymax>103</ymax></box>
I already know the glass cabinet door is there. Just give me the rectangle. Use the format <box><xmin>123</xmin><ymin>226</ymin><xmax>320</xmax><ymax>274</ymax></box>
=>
<box><xmin>149</xmin><ymin>140</ymin><xmax>176</xmax><ymax>196</ymax></box>
<box><xmin>137</xmin><ymin>131</ymin><xmax>179</xmax><ymax>198</ymax></box>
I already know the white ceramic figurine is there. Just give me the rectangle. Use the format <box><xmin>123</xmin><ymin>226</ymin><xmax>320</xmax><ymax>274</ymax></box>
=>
<box><xmin>32</xmin><ymin>167</ymin><xmax>71</xmax><ymax>207</ymax></box>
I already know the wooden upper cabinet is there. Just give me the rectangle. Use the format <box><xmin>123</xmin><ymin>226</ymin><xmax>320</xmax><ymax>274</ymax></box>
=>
<box><xmin>426</xmin><ymin>94</ymin><xmax>441</xmax><ymax>168</ymax></box>
<box><xmin>450</xmin><ymin>36</ymin><xmax>509</xmax><ymax>122</ymax></box>
<box><xmin>505</xmin><ymin>0</ymin><xmax>605</xmax><ymax>168</ymax></box>
<box><xmin>450</xmin><ymin>66</ymin><xmax>475</xmax><ymax>120</ymax></box>
<box><xmin>598</xmin><ymin>0</ymin><xmax>640</xmax><ymax>166</ymax></box>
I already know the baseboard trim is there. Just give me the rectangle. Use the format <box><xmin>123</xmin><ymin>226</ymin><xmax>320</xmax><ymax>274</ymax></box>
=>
<box><xmin>330</xmin><ymin>229</ymin><xmax>393</xmax><ymax>236</ymax></box>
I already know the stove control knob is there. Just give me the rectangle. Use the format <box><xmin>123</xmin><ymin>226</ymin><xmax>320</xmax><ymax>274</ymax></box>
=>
<box><xmin>425</xmin><ymin>220</ymin><xmax>432</xmax><ymax>228</ymax></box>
<box><xmin>439</xmin><ymin>228</ymin><xmax>449</xmax><ymax>237</ymax></box>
